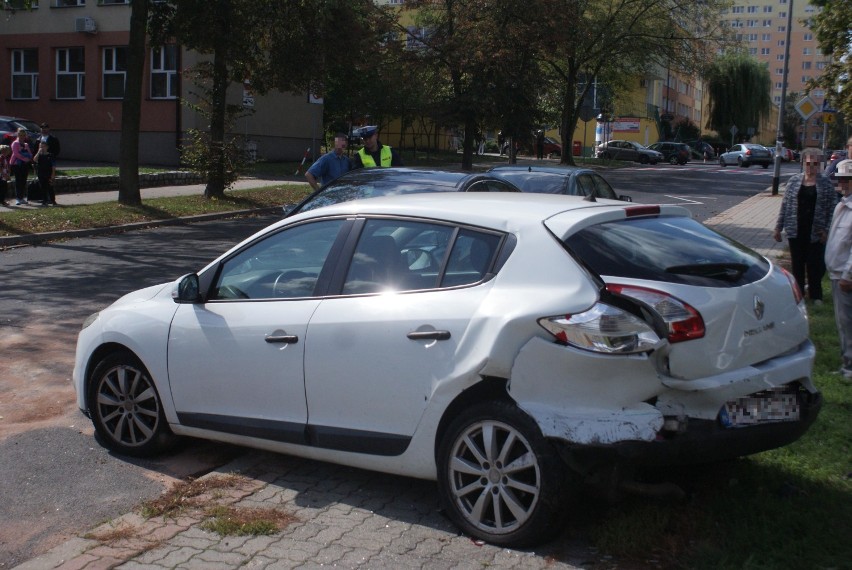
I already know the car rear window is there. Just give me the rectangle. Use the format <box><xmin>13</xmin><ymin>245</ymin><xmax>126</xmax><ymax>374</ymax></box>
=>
<box><xmin>564</xmin><ymin>216</ymin><xmax>770</xmax><ymax>287</ymax></box>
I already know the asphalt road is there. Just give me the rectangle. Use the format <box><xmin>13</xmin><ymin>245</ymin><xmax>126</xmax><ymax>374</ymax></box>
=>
<box><xmin>0</xmin><ymin>165</ymin><xmax>799</xmax><ymax>567</ymax></box>
<box><xmin>602</xmin><ymin>160</ymin><xmax>800</xmax><ymax>220</ymax></box>
<box><xmin>0</xmin><ymin>213</ymin><xmax>280</xmax><ymax>568</ymax></box>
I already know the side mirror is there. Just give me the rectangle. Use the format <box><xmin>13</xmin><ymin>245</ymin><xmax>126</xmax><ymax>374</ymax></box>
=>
<box><xmin>619</xmin><ymin>195</ymin><xmax>633</xmax><ymax>202</ymax></box>
<box><xmin>172</xmin><ymin>273</ymin><xmax>202</xmax><ymax>304</ymax></box>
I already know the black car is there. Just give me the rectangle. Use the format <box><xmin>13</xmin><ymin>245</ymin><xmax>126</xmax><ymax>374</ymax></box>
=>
<box><xmin>647</xmin><ymin>141</ymin><xmax>692</xmax><ymax>165</ymax></box>
<box><xmin>487</xmin><ymin>164</ymin><xmax>632</xmax><ymax>201</ymax></box>
<box><xmin>283</xmin><ymin>167</ymin><xmax>522</xmax><ymax>216</ymax></box>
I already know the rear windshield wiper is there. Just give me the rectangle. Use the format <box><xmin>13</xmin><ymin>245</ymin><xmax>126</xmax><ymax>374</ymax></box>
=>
<box><xmin>665</xmin><ymin>263</ymin><xmax>749</xmax><ymax>281</ymax></box>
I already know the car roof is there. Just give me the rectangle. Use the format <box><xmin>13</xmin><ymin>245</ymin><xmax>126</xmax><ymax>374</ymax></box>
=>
<box><xmin>488</xmin><ymin>164</ymin><xmax>591</xmax><ymax>176</ymax></box>
<box><xmin>284</xmin><ymin>191</ymin><xmax>687</xmax><ymax>233</ymax></box>
<box><xmin>328</xmin><ymin>167</ymin><xmax>474</xmax><ymax>188</ymax></box>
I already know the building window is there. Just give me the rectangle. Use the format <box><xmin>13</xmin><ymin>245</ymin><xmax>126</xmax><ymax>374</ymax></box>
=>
<box><xmin>774</xmin><ymin>95</ymin><xmax>781</xmax><ymax>104</ymax></box>
<box><xmin>803</xmin><ymin>47</ymin><xmax>811</xmax><ymax>55</ymax></box>
<box><xmin>802</xmin><ymin>61</ymin><xmax>812</xmax><ymax>70</ymax></box>
<box><xmin>762</xmin><ymin>33</ymin><xmax>771</xmax><ymax>41</ymax></box>
<box><xmin>775</xmin><ymin>82</ymin><xmax>783</xmax><ymax>89</ymax></box>
<box><xmin>5</xmin><ymin>0</ymin><xmax>39</xmax><ymax>6</ymax></box>
<box><xmin>763</xmin><ymin>5</ymin><xmax>772</xmax><ymax>12</ymax></box>
<box><xmin>56</xmin><ymin>47</ymin><xmax>85</xmax><ymax>99</ymax></box>
<box><xmin>53</xmin><ymin>0</ymin><xmax>84</xmax><ymax>6</ymax></box>
<box><xmin>813</xmin><ymin>89</ymin><xmax>824</xmax><ymax>98</ymax></box>
<box><xmin>748</xmin><ymin>33</ymin><xmax>757</xmax><ymax>41</ymax></box>
<box><xmin>102</xmin><ymin>46</ymin><xmax>127</xmax><ymax>99</ymax></box>
<box><xmin>749</xmin><ymin>48</ymin><xmax>757</xmax><ymax>55</ymax></box>
<box><xmin>776</xmin><ymin>68</ymin><xmax>784</xmax><ymax>75</ymax></box>
<box><xmin>763</xmin><ymin>19</ymin><xmax>771</xmax><ymax>27</ymax></box>
<box><xmin>747</xmin><ymin>19</ymin><xmax>757</xmax><ymax>27</ymax></box>
<box><xmin>777</xmin><ymin>40</ymin><xmax>785</xmax><ymax>46</ymax></box>
<box><xmin>778</xmin><ymin>26</ymin><xmax>786</xmax><ymax>32</ymax></box>
<box><xmin>11</xmin><ymin>48</ymin><xmax>38</xmax><ymax>99</ymax></box>
<box><xmin>803</xmin><ymin>33</ymin><xmax>813</xmax><ymax>41</ymax></box>
<box><xmin>747</xmin><ymin>5</ymin><xmax>757</xmax><ymax>12</ymax></box>
<box><xmin>776</xmin><ymin>54</ymin><xmax>785</xmax><ymax>60</ymax></box>
<box><xmin>98</xmin><ymin>0</ymin><xmax>129</xmax><ymax>4</ymax></box>
<box><xmin>732</xmin><ymin>6</ymin><xmax>743</xmax><ymax>13</ymax></box>
<box><xmin>816</xmin><ymin>61</ymin><xmax>826</xmax><ymax>70</ymax></box>
<box><xmin>779</xmin><ymin>11</ymin><xmax>786</xmax><ymax>18</ymax></box>
<box><xmin>761</xmin><ymin>48</ymin><xmax>770</xmax><ymax>55</ymax></box>
<box><xmin>150</xmin><ymin>45</ymin><xmax>177</xmax><ymax>99</ymax></box>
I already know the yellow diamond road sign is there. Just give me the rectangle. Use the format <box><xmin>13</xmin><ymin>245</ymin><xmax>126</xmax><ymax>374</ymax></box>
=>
<box><xmin>795</xmin><ymin>96</ymin><xmax>818</xmax><ymax>120</ymax></box>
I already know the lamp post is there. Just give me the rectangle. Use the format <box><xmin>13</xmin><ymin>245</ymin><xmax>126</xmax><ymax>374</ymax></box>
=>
<box><xmin>772</xmin><ymin>0</ymin><xmax>794</xmax><ymax>195</ymax></box>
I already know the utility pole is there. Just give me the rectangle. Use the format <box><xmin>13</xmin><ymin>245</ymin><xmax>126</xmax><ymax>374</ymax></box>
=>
<box><xmin>772</xmin><ymin>0</ymin><xmax>794</xmax><ymax>195</ymax></box>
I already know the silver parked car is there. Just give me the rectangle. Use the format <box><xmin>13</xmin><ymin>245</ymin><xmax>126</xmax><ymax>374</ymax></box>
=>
<box><xmin>595</xmin><ymin>139</ymin><xmax>663</xmax><ymax>164</ymax></box>
<box><xmin>719</xmin><ymin>143</ymin><xmax>773</xmax><ymax>168</ymax></box>
<box><xmin>73</xmin><ymin>192</ymin><xmax>821</xmax><ymax>547</ymax></box>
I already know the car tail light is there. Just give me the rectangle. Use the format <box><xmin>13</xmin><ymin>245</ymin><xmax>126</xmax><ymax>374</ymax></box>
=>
<box><xmin>781</xmin><ymin>267</ymin><xmax>803</xmax><ymax>304</ymax></box>
<box><xmin>606</xmin><ymin>284</ymin><xmax>705</xmax><ymax>343</ymax></box>
<box><xmin>745</xmin><ymin>148</ymin><xmax>752</xmax><ymax>156</ymax></box>
<box><xmin>539</xmin><ymin>304</ymin><xmax>662</xmax><ymax>354</ymax></box>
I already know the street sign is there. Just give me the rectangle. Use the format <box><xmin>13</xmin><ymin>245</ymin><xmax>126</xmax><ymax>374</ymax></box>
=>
<box><xmin>795</xmin><ymin>96</ymin><xmax>817</xmax><ymax>120</ymax></box>
<box><xmin>730</xmin><ymin>125</ymin><xmax>739</xmax><ymax>136</ymax></box>
<box><xmin>823</xmin><ymin>113</ymin><xmax>835</xmax><ymax>124</ymax></box>
<box><xmin>822</xmin><ymin>100</ymin><xmax>838</xmax><ymax>113</ymax></box>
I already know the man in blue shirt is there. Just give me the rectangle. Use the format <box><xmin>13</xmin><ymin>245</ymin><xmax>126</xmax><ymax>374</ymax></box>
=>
<box><xmin>305</xmin><ymin>133</ymin><xmax>351</xmax><ymax>191</ymax></box>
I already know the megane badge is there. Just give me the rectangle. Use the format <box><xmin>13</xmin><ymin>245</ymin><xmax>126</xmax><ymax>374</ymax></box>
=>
<box><xmin>754</xmin><ymin>296</ymin><xmax>765</xmax><ymax>320</ymax></box>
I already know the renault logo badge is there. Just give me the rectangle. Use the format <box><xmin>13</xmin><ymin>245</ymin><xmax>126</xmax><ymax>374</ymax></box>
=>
<box><xmin>754</xmin><ymin>296</ymin><xmax>765</xmax><ymax>320</ymax></box>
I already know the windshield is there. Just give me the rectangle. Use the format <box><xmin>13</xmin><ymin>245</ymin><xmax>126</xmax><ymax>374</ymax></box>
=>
<box><xmin>489</xmin><ymin>171</ymin><xmax>566</xmax><ymax>194</ymax></box>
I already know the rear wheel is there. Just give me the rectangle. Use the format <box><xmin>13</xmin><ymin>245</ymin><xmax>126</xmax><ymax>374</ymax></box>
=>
<box><xmin>668</xmin><ymin>155</ymin><xmax>679</xmax><ymax>165</ymax></box>
<box><xmin>87</xmin><ymin>351</ymin><xmax>175</xmax><ymax>457</ymax></box>
<box><xmin>437</xmin><ymin>401</ymin><xmax>569</xmax><ymax>547</ymax></box>
<box><xmin>737</xmin><ymin>157</ymin><xmax>746</xmax><ymax>167</ymax></box>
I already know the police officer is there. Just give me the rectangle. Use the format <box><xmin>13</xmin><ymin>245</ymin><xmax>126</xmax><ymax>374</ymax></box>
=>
<box><xmin>351</xmin><ymin>125</ymin><xmax>403</xmax><ymax>169</ymax></box>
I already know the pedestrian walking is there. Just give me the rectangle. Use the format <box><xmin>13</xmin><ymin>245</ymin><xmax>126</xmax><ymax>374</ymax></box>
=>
<box><xmin>304</xmin><ymin>133</ymin><xmax>351</xmax><ymax>191</ymax></box>
<box><xmin>773</xmin><ymin>148</ymin><xmax>836</xmax><ymax>304</ymax></box>
<box><xmin>825</xmin><ymin>159</ymin><xmax>852</xmax><ymax>381</ymax></box>
<box><xmin>536</xmin><ymin>130</ymin><xmax>545</xmax><ymax>160</ymax></box>
<box><xmin>10</xmin><ymin>128</ymin><xmax>33</xmax><ymax>205</ymax></box>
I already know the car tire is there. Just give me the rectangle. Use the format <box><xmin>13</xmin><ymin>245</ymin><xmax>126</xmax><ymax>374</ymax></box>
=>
<box><xmin>601</xmin><ymin>152</ymin><xmax>611</xmax><ymax>160</ymax></box>
<box><xmin>668</xmin><ymin>155</ymin><xmax>679</xmax><ymax>165</ymax></box>
<box><xmin>762</xmin><ymin>163</ymin><xmax>770</xmax><ymax>169</ymax></box>
<box><xmin>639</xmin><ymin>155</ymin><xmax>649</xmax><ymax>164</ymax></box>
<box><xmin>87</xmin><ymin>350</ymin><xmax>175</xmax><ymax>457</ymax></box>
<box><xmin>720</xmin><ymin>157</ymin><xmax>726</xmax><ymax>167</ymax></box>
<box><xmin>737</xmin><ymin>157</ymin><xmax>745</xmax><ymax>167</ymax></box>
<box><xmin>437</xmin><ymin>400</ymin><xmax>569</xmax><ymax>547</ymax></box>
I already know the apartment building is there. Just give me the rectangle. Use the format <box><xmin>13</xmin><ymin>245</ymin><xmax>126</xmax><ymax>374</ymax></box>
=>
<box><xmin>719</xmin><ymin>0</ymin><xmax>829</xmax><ymax>147</ymax></box>
<box><xmin>0</xmin><ymin>0</ymin><xmax>317</xmax><ymax>165</ymax></box>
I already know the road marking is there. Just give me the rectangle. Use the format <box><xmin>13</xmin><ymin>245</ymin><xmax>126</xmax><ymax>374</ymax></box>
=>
<box><xmin>661</xmin><ymin>195</ymin><xmax>714</xmax><ymax>205</ymax></box>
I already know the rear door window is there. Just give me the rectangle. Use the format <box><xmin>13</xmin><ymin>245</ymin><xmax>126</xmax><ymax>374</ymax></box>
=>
<box><xmin>565</xmin><ymin>216</ymin><xmax>769</xmax><ymax>287</ymax></box>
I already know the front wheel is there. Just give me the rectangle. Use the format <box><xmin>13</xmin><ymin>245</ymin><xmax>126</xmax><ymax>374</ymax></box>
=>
<box><xmin>668</xmin><ymin>155</ymin><xmax>679</xmax><ymax>165</ymax></box>
<box><xmin>437</xmin><ymin>401</ymin><xmax>569</xmax><ymax>547</ymax></box>
<box><xmin>719</xmin><ymin>157</ymin><xmax>726</xmax><ymax>167</ymax></box>
<box><xmin>87</xmin><ymin>351</ymin><xmax>175</xmax><ymax>457</ymax></box>
<box><xmin>639</xmin><ymin>155</ymin><xmax>649</xmax><ymax>164</ymax></box>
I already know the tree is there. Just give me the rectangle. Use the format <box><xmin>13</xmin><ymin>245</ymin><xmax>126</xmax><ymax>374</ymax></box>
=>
<box><xmin>151</xmin><ymin>0</ymin><xmax>386</xmax><ymax>198</ymax></box>
<box><xmin>705</xmin><ymin>54</ymin><xmax>772</xmax><ymax>142</ymax></box>
<box><xmin>537</xmin><ymin>0</ymin><xmax>729</xmax><ymax>165</ymax></box>
<box><xmin>117</xmin><ymin>0</ymin><xmax>149</xmax><ymax>206</ymax></box>
<box><xmin>808</xmin><ymin>0</ymin><xmax>851</xmax><ymax>118</ymax></box>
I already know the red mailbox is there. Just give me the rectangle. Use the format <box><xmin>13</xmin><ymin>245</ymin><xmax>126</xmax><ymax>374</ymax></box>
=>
<box><xmin>572</xmin><ymin>141</ymin><xmax>582</xmax><ymax>156</ymax></box>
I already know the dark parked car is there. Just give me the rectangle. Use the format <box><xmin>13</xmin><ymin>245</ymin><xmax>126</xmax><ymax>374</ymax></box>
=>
<box><xmin>648</xmin><ymin>141</ymin><xmax>692</xmax><ymax>165</ymax></box>
<box><xmin>595</xmin><ymin>140</ymin><xmax>663</xmax><ymax>164</ymax></box>
<box><xmin>719</xmin><ymin>144</ymin><xmax>773</xmax><ymax>168</ymax></box>
<box><xmin>283</xmin><ymin>167</ymin><xmax>521</xmax><ymax>216</ymax></box>
<box><xmin>0</xmin><ymin>115</ymin><xmax>40</xmax><ymax>147</ymax></box>
<box><xmin>488</xmin><ymin>164</ymin><xmax>632</xmax><ymax>201</ymax></box>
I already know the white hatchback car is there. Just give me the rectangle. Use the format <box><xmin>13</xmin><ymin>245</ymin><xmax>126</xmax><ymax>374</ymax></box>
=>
<box><xmin>73</xmin><ymin>193</ymin><xmax>822</xmax><ymax>547</ymax></box>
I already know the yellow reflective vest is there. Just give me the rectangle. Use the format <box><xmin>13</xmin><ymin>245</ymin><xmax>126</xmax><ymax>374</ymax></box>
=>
<box><xmin>358</xmin><ymin>145</ymin><xmax>393</xmax><ymax>167</ymax></box>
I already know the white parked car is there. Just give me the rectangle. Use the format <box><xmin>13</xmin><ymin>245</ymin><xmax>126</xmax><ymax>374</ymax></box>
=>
<box><xmin>73</xmin><ymin>192</ymin><xmax>822</xmax><ymax>547</ymax></box>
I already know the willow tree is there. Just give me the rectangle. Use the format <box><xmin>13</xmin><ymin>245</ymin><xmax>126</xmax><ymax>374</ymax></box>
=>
<box><xmin>705</xmin><ymin>54</ymin><xmax>772</xmax><ymax>143</ymax></box>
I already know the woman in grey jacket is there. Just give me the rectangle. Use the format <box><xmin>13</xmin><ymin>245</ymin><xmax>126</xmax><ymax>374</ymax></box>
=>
<box><xmin>773</xmin><ymin>148</ymin><xmax>837</xmax><ymax>303</ymax></box>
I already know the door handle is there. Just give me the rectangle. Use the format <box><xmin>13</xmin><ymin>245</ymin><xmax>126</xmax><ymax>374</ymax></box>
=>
<box><xmin>265</xmin><ymin>334</ymin><xmax>299</xmax><ymax>344</ymax></box>
<box><xmin>407</xmin><ymin>330</ymin><xmax>451</xmax><ymax>341</ymax></box>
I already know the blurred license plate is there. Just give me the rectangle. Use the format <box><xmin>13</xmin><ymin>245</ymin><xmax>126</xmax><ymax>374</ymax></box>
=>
<box><xmin>720</xmin><ymin>393</ymin><xmax>799</xmax><ymax>427</ymax></box>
